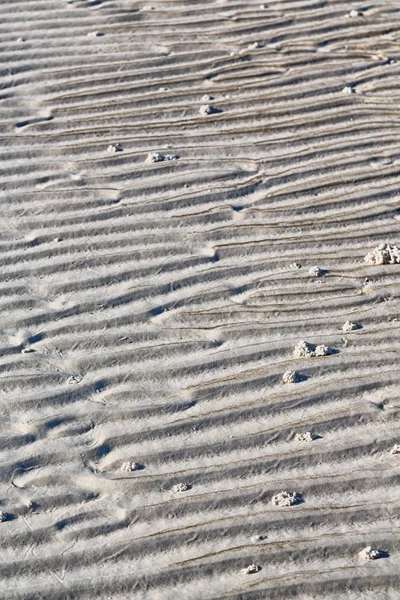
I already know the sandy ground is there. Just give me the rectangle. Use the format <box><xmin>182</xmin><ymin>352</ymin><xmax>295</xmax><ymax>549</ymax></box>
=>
<box><xmin>1</xmin><ymin>0</ymin><xmax>400</xmax><ymax>598</ymax></box>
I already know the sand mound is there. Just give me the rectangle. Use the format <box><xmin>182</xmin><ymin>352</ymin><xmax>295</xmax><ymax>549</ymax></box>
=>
<box><xmin>293</xmin><ymin>341</ymin><xmax>331</xmax><ymax>358</ymax></box>
<box><xmin>173</xmin><ymin>483</ymin><xmax>191</xmax><ymax>493</ymax></box>
<box><xmin>295</xmin><ymin>432</ymin><xmax>318</xmax><ymax>443</ymax></box>
<box><xmin>358</xmin><ymin>546</ymin><xmax>385</xmax><ymax>560</ymax></box>
<box><xmin>282</xmin><ymin>370</ymin><xmax>301</xmax><ymax>384</ymax></box>
<box><xmin>308</xmin><ymin>266</ymin><xmax>324</xmax><ymax>277</ymax></box>
<box><xmin>364</xmin><ymin>243</ymin><xmax>400</xmax><ymax>265</ymax></box>
<box><xmin>242</xmin><ymin>564</ymin><xmax>261</xmax><ymax>574</ymax></box>
<box><xmin>120</xmin><ymin>461</ymin><xmax>140</xmax><ymax>472</ymax></box>
<box><xmin>271</xmin><ymin>491</ymin><xmax>303</xmax><ymax>507</ymax></box>
<box><xmin>342</xmin><ymin>321</ymin><xmax>361</xmax><ymax>332</ymax></box>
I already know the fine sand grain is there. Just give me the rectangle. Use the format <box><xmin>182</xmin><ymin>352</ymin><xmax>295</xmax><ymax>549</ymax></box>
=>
<box><xmin>1</xmin><ymin>0</ymin><xmax>400</xmax><ymax>598</ymax></box>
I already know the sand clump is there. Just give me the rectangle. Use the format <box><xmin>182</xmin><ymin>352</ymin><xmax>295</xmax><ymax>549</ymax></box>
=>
<box><xmin>358</xmin><ymin>546</ymin><xmax>385</xmax><ymax>560</ymax></box>
<box><xmin>349</xmin><ymin>9</ymin><xmax>363</xmax><ymax>17</ymax></box>
<box><xmin>342</xmin><ymin>85</ymin><xmax>355</xmax><ymax>94</ymax></box>
<box><xmin>308</xmin><ymin>266</ymin><xmax>323</xmax><ymax>277</ymax></box>
<box><xmin>248</xmin><ymin>41</ymin><xmax>262</xmax><ymax>50</ymax></box>
<box><xmin>108</xmin><ymin>143</ymin><xmax>123</xmax><ymax>153</ymax></box>
<box><xmin>120</xmin><ymin>461</ymin><xmax>140</xmax><ymax>472</ymax></box>
<box><xmin>242</xmin><ymin>564</ymin><xmax>261</xmax><ymax>574</ymax></box>
<box><xmin>364</xmin><ymin>243</ymin><xmax>400</xmax><ymax>265</ymax></box>
<box><xmin>271</xmin><ymin>491</ymin><xmax>303</xmax><ymax>507</ymax></box>
<box><xmin>146</xmin><ymin>152</ymin><xmax>179</xmax><ymax>163</ymax></box>
<box><xmin>390</xmin><ymin>444</ymin><xmax>400</xmax><ymax>454</ymax></box>
<box><xmin>0</xmin><ymin>511</ymin><xmax>8</xmax><ymax>523</ymax></box>
<box><xmin>293</xmin><ymin>341</ymin><xmax>330</xmax><ymax>358</ymax></box>
<box><xmin>295</xmin><ymin>431</ymin><xmax>318</xmax><ymax>443</ymax></box>
<box><xmin>342</xmin><ymin>320</ymin><xmax>360</xmax><ymax>332</ymax></box>
<box><xmin>282</xmin><ymin>370</ymin><xmax>300</xmax><ymax>384</ymax></box>
<box><xmin>173</xmin><ymin>483</ymin><xmax>190</xmax><ymax>492</ymax></box>
<box><xmin>199</xmin><ymin>104</ymin><xmax>218</xmax><ymax>116</ymax></box>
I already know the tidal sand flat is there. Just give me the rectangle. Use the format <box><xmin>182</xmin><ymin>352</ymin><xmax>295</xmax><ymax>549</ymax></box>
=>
<box><xmin>1</xmin><ymin>0</ymin><xmax>400</xmax><ymax>598</ymax></box>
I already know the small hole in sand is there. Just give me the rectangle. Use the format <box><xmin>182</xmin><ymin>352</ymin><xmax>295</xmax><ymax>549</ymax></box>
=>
<box><xmin>251</xmin><ymin>534</ymin><xmax>267</xmax><ymax>542</ymax></box>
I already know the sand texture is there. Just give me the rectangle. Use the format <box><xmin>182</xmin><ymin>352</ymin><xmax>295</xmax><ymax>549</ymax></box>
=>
<box><xmin>1</xmin><ymin>0</ymin><xmax>400</xmax><ymax>598</ymax></box>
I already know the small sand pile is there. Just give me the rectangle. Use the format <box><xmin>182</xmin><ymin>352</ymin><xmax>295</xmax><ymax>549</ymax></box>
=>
<box><xmin>271</xmin><ymin>491</ymin><xmax>303</xmax><ymax>506</ymax></box>
<box><xmin>342</xmin><ymin>320</ymin><xmax>360</xmax><ymax>332</ymax></box>
<box><xmin>293</xmin><ymin>341</ymin><xmax>330</xmax><ymax>358</ymax></box>
<box><xmin>295</xmin><ymin>431</ymin><xmax>317</xmax><ymax>442</ymax></box>
<box><xmin>108</xmin><ymin>143</ymin><xmax>123</xmax><ymax>153</ymax></box>
<box><xmin>242</xmin><ymin>564</ymin><xmax>261</xmax><ymax>574</ymax></box>
<box><xmin>308</xmin><ymin>266</ymin><xmax>323</xmax><ymax>277</ymax></box>
<box><xmin>0</xmin><ymin>511</ymin><xmax>8</xmax><ymax>523</ymax></box>
<box><xmin>173</xmin><ymin>482</ymin><xmax>190</xmax><ymax>492</ymax></box>
<box><xmin>146</xmin><ymin>152</ymin><xmax>178</xmax><ymax>163</ymax></box>
<box><xmin>342</xmin><ymin>85</ymin><xmax>355</xmax><ymax>94</ymax></box>
<box><xmin>282</xmin><ymin>370</ymin><xmax>300</xmax><ymax>384</ymax></box>
<box><xmin>359</xmin><ymin>546</ymin><xmax>385</xmax><ymax>560</ymax></box>
<box><xmin>199</xmin><ymin>104</ymin><xmax>217</xmax><ymax>116</ymax></box>
<box><xmin>248</xmin><ymin>41</ymin><xmax>262</xmax><ymax>50</ymax></box>
<box><xmin>390</xmin><ymin>444</ymin><xmax>400</xmax><ymax>454</ymax></box>
<box><xmin>364</xmin><ymin>243</ymin><xmax>400</xmax><ymax>265</ymax></box>
<box><xmin>120</xmin><ymin>461</ymin><xmax>140</xmax><ymax>472</ymax></box>
<box><xmin>349</xmin><ymin>8</ymin><xmax>363</xmax><ymax>17</ymax></box>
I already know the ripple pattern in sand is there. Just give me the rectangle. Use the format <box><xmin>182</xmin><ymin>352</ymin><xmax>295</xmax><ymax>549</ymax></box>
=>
<box><xmin>0</xmin><ymin>1</ymin><xmax>400</xmax><ymax>598</ymax></box>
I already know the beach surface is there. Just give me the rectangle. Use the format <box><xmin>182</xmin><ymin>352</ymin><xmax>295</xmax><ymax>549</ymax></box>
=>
<box><xmin>1</xmin><ymin>0</ymin><xmax>400</xmax><ymax>598</ymax></box>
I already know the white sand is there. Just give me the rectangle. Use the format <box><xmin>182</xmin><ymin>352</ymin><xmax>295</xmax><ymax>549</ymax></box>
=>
<box><xmin>0</xmin><ymin>0</ymin><xmax>399</xmax><ymax>598</ymax></box>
